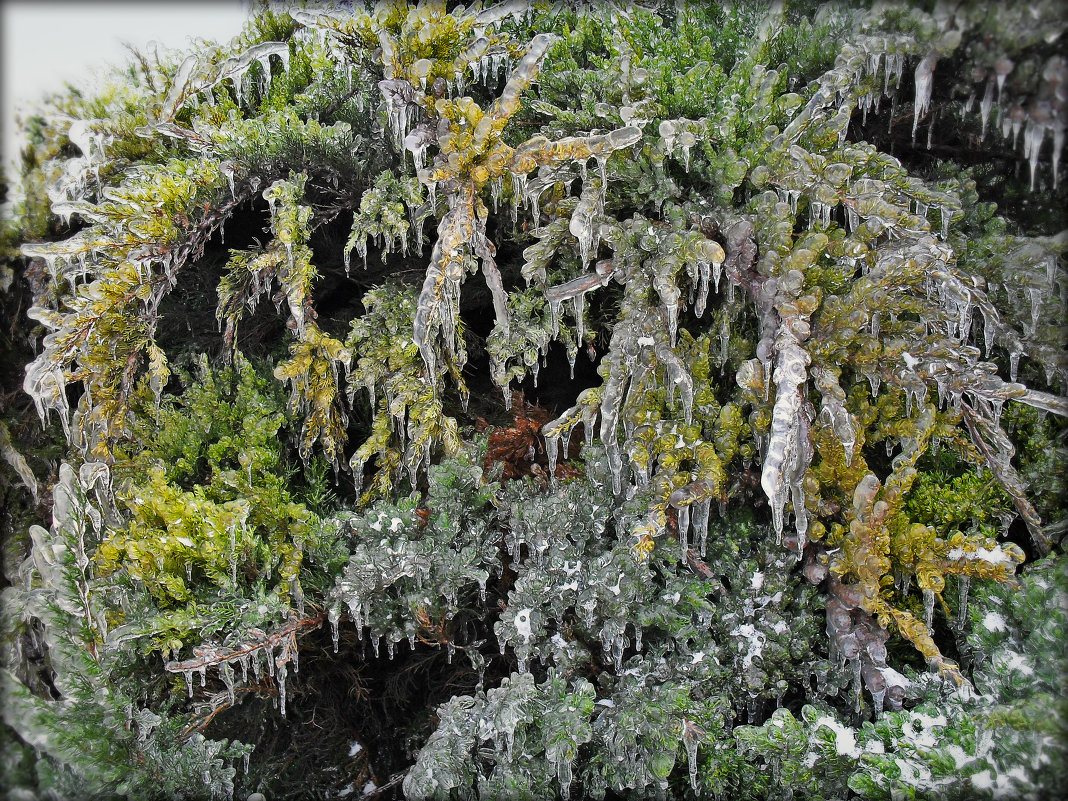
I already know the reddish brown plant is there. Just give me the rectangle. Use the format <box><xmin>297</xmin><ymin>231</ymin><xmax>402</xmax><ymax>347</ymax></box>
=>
<box><xmin>481</xmin><ymin>392</ymin><xmax>582</xmax><ymax>483</ymax></box>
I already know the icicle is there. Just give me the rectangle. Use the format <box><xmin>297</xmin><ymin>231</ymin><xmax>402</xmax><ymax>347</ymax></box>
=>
<box><xmin>679</xmin><ymin>131</ymin><xmax>696</xmax><ymax>172</ymax></box>
<box><xmin>611</xmin><ymin>634</ymin><xmax>624</xmax><ymax>672</ymax></box>
<box><xmin>546</xmin><ymin>434</ymin><xmax>559</xmax><ymax>479</ymax></box>
<box><xmin>569</xmin><ymin>189</ymin><xmax>598</xmax><ymax>267</ymax></box>
<box><xmin>994</xmin><ymin>57</ymin><xmax>1014</xmax><ymax>100</ymax></box>
<box><xmin>694</xmin><ymin>497</ymin><xmax>711</xmax><ymax>556</ymax></box>
<box><xmin>695</xmin><ymin>261</ymin><xmax>710</xmax><ymax>317</ymax></box>
<box><xmin>867</xmin><ymin>370</ymin><xmax>881</xmax><ymax>398</ymax></box>
<box><xmin>683</xmin><ymin>722</ymin><xmax>700</xmax><ymax>791</ymax></box>
<box><xmin>556</xmin><ymin>752</ymin><xmax>574</xmax><ymax>800</ymax></box>
<box><xmin>872</xmin><ymin>687</ymin><xmax>885</xmax><ymax>716</ymax></box>
<box><xmin>277</xmin><ymin>661</ymin><xmax>288</xmax><ymax>716</ymax></box>
<box><xmin>572</xmin><ymin>292</ymin><xmax>586</xmax><ymax>346</ymax></box>
<box><xmin>761</xmin><ymin>341</ymin><xmax>811</xmax><ymax>541</ymax></box>
<box><xmin>184</xmin><ymin>669</ymin><xmax>194</xmax><ymax>698</ymax></box>
<box><xmin>1026</xmin><ymin>286</ymin><xmax>1043</xmax><ymax>337</ymax></box>
<box><xmin>221</xmin><ymin>662</ymin><xmax>235</xmax><ymax>706</ymax></box>
<box><xmin>1053</xmin><ymin>126</ymin><xmax>1064</xmax><ymax>189</ymax></box>
<box><xmin>599</xmin><ymin>368</ymin><xmax>627</xmax><ymax>494</ymax></box>
<box><xmin>923</xmin><ymin>588</ymin><xmax>936</xmax><ymax>629</ymax></box>
<box><xmin>678</xmin><ymin>504</ymin><xmax>690</xmax><ymax>562</ymax></box>
<box><xmin>655</xmin><ymin>340</ymin><xmax>694</xmax><ymax>423</ymax></box>
<box><xmin>595</xmin><ymin>155</ymin><xmax>609</xmax><ymax>207</ymax></box>
<box><xmin>957</xmin><ymin>575</ymin><xmax>970</xmax><ymax>631</ymax></box>
<box><xmin>582</xmin><ymin>405</ymin><xmax>597</xmax><ymax>449</ymax></box>
<box><xmin>980</xmin><ymin>79</ymin><xmax>994</xmax><ymax>141</ymax></box>
<box><xmin>915</xmin><ymin>51</ymin><xmax>938</xmax><ymax>143</ymax></box>
<box><xmin>1023</xmin><ymin>121</ymin><xmax>1047</xmax><ymax>190</ymax></box>
<box><xmin>851</xmin><ymin>656</ymin><xmax>863</xmax><ymax>712</ymax></box>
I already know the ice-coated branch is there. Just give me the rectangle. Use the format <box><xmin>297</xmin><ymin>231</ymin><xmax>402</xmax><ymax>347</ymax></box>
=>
<box><xmin>165</xmin><ymin>612</ymin><xmax>324</xmax><ymax>716</ymax></box>
<box><xmin>962</xmin><ymin>403</ymin><xmax>1050</xmax><ymax>556</ymax></box>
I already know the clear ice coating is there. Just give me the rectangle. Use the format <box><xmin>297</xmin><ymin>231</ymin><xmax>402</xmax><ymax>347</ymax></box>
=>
<box><xmin>814</xmin><ymin>367</ymin><xmax>857</xmax><ymax>465</ymax></box>
<box><xmin>11</xmin><ymin>5</ymin><xmax>1068</xmax><ymax>799</ymax></box>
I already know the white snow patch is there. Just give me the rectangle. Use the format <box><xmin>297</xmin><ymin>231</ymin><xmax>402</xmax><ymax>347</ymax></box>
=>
<box><xmin>815</xmin><ymin>715</ymin><xmax>861</xmax><ymax>757</ymax></box>
<box><xmin>946</xmin><ymin>545</ymin><xmax>1015</xmax><ymax>566</ymax></box>
<box><xmin>905</xmin><ymin>712</ymin><xmax>947</xmax><ymax>750</ymax></box>
<box><xmin>996</xmin><ymin>651</ymin><xmax>1034</xmax><ymax>675</ymax></box>
<box><xmin>731</xmin><ymin>623</ymin><xmax>766</xmax><ymax>669</ymax></box>
<box><xmin>945</xmin><ymin>744</ymin><xmax>973</xmax><ymax>771</ymax></box>
<box><xmin>895</xmin><ymin>757</ymin><xmax>932</xmax><ymax>788</ymax></box>
<box><xmin>881</xmin><ymin>666</ymin><xmax>910</xmax><ymax>689</ymax></box>
<box><xmin>514</xmin><ymin>608</ymin><xmax>533</xmax><ymax>641</ymax></box>
<box><xmin>981</xmin><ymin>611</ymin><xmax>1007</xmax><ymax>632</ymax></box>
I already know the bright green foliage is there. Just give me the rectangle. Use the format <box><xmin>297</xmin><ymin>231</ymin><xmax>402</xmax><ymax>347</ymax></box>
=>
<box><xmin>905</xmin><ymin>468</ymin><xmax>1012</xmax><ymax>536</ymax></box>
<box><xmin>0</xmin><ymin>465</ymin><xmax>252</xmax><ymax>799</ymax></box>
<box><xmin>2</xmin><ymin>0</ymin><xmax>1066</xmax><ymax>799</ymax></box>
<box><xmin>96</xmin><ymin>356</ymin><xmax>323</xmax><ymax>656</ymax></box>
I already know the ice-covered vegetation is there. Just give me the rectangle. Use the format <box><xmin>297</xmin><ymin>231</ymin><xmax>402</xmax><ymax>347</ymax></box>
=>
<box><xmin>0</xmin><ymin>1</ymin><xmax>1065</xmax><ymax>799</ymax></box>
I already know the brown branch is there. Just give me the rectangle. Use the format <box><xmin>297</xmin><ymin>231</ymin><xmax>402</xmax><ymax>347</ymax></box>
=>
<box><xmin>179</xmin><ymin>681</ymin><xmax>276</xmax><ymax>739</ymax></box>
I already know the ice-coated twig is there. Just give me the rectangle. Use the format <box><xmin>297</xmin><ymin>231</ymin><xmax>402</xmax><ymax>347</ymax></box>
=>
<box><xmin>962</xmin><ymin>403</ymin><xmax>1050</xmax><ymax>556</ymax></box>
